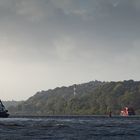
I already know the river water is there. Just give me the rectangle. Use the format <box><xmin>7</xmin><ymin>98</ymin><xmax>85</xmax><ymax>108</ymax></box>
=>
<box><xmin>0</xmin><ymin>116</ymin><xmax>140</xmax><ymax>140</ymax></box>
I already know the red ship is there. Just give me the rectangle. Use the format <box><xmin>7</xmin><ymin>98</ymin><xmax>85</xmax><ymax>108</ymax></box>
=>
<box><xmin>120</xmin><ymin>107</ymin><xmax>135</xmax><ymax>116</ymax></box>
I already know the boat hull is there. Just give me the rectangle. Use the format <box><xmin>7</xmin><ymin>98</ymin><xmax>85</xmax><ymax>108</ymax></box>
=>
<box><xmin>0</xmin><ymin>112</ymin><xmax>9</xmax><ymax>118</ymax></box>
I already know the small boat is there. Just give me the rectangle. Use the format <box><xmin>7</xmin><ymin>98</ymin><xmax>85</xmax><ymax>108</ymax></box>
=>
<box><xmin>120</xmin><ymin>107</ymin><xmax>135</xmax><ymax>116</ymax></box>
<box><xmin>0</xmin><ymin>100</ymin><xmax>9</xmax><ymax>118</ymax></box>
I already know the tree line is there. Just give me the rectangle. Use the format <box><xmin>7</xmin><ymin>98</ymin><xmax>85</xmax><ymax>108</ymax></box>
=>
<box><xmin>7</xmin><ymin>80</ymin><xmax>140</xmax><ymax>116</ymax></box>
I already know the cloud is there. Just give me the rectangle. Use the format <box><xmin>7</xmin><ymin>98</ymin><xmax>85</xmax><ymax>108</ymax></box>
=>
<box><xmin>0</xmin><ymin>0</ymin><xmax>140</xmax><ymax>100</ymax></box>
<box><xmin>133</xmin><ymin>0</ymin><xmax>140</xmax><ymax>11</ymax></box>
<box><xmin>54</xmin><ymin>38</ymin><xmax>74</xmax><ymax>59</ymax></box>
<box><xmin>50</xmin><ymin>0</ymin><xmax>96</xmax><ymax>20</ymax></box>
<box><xmin>15</xmin><ymin>0</ymin><xmax>47</xmax><ymax>22</ymax></box>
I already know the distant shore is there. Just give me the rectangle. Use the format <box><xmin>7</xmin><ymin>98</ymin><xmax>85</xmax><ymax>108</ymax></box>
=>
<box><xmin>8</xmin><ymin>115</ymin><xmax>140</xmax><ymax>119</ymax></box>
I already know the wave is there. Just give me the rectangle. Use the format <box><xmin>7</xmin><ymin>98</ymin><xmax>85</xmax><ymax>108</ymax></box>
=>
<box><xmin>0</xmin><ymin>117</ymin><xmax>140</xmax><ymax>139</ymax></box>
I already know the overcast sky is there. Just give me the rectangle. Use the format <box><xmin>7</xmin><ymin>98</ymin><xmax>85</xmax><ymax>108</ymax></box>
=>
<box><xmin>0</xmin><ymin>0</ymin><xmax>140</xmax><ymax>100</ymax></box>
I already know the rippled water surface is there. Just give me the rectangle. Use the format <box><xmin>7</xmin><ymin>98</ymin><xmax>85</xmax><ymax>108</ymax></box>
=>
<box><xmin>0</xmin><ymin>116</ymin><xmax>140</xmax><ymax>140</ymax></box>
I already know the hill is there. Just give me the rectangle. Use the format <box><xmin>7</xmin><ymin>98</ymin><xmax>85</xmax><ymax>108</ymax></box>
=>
<box><xmin>7</xmin><ymin>80</ymin><xmax>140</xmax><ymax>115</ymax></box>
<box><xmin>3</xmin><ymin>100</ymin><xmax>23</xmax><ymax>108</ymax></box>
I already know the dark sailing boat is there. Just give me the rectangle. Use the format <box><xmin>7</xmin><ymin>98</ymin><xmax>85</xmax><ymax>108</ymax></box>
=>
<box><xmin>0</xmin><ymin>100</ymin><xmax>9</xmax><ymax>118</ymax></box>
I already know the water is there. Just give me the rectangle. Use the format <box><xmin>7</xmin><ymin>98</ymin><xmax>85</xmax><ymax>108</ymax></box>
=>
<box><xmin>0</xmin><ymin>116</ymin><xmax>140</xmax><ymax>140</ymax></box>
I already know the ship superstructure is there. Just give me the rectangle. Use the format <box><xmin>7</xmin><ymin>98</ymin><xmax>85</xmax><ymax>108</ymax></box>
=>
<box><xmin>120</xmin><ymin>107</ymin><xmax>135</xmax><ymax>116</ymax></box>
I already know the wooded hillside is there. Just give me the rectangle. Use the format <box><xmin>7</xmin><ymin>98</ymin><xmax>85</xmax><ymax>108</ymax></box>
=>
<box><xmin>8</xmin><ymin>80</ymin><xmax>140</xmax><ymax>115</ymax></box>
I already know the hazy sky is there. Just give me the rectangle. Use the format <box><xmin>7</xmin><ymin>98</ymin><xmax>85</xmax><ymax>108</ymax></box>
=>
<box><xmin>0</xmin><ymin>0</ymin><xmax>140</xmax><ymax>100</ymax></box>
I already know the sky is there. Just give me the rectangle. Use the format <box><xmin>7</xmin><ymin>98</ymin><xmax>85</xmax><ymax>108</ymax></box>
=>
<box><xmin>0</xmin><ymin>0</ymin><xmax>140</xmax><ymax>100</ymax></box>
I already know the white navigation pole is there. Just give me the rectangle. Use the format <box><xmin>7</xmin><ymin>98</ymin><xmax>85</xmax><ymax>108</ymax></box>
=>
<box><xmin>73</xmin><ymin>84</ymin><xmax>76</xmax><ymax>96</ymax></box>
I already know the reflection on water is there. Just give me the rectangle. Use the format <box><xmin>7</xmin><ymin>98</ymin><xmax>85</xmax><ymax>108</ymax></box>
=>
<box><xmin>0</xmin><ymin>116</ymin><xmax>140</xmax><ymax>140</ymax></box>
